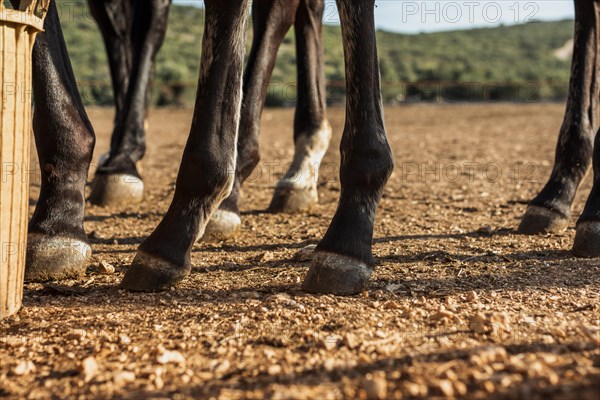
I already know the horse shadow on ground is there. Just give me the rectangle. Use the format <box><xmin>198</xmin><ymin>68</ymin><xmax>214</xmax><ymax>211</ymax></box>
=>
<box><xmin>15</xmin><ymin>228</ymin><xmax>598</xmax><ymax>314</ymax></box>
<box><xmin>101</xmin><ymin>342</ymin><xmax>600</xmax><ymax>398</ymax></box>
<box><xmin>194</xmin><ymin>227</ymin><xmax>530</xmax><ymax>255</ymax></box>
<box><xmin>19</xmin><ymin>251</ymin><xmax>598</xmax><ymax>309</ymax></box>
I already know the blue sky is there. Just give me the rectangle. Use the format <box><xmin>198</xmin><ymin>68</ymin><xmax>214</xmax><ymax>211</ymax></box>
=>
<box><xmin>173</xmin><ymin>1</ymin><xmax>574</xmax><ymax>34</ymax></box>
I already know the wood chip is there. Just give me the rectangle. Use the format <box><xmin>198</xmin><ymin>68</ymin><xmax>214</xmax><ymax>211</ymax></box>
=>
<box><xmin>157</xmin><ymin>347</ymin><xmax>186</xmax><ymax>365</ymax></box>
<box><xmin>430</xmin><ymin>310</ymin><xmax>455</xmax><ymax>322</ymax></box>
<box><xmin>12</xmin><ymin>361</ymin><xmax>35</xmax><ymax>376</ymax></box>
<box><xmin>364</xmin><ymin>373</ymin><xmax>387</xmax><ymax>400</ymax></box>
<box><xmin>267</xmin><ymin>364</ymin><xmax>282</xmax><ymax>375</ymax></box>
<box><xmin>437</xmin><ymin>379</ymin><xmax>454</xmax><ymax>397</ymax></box>
<box><xmin>467</xmin><ymin>290</ymin><xmax>478</xmax><ymax>302</ymax></box>
<box><xmin>114</xmin><ymin>371</ymin><xmax>136</xmax><ymax>386</ymax></box>
<box><xmin>98</xmin><ymin>261</ymin><xmax>115</xmax><ymax>274</ymax></box>
<box><xmin>67</xmin><ymin>328</ymin><xmax>87</xmax><ymax>341</ymax></box>
<box><xmin>344</xmin><ymin>332</ymin><xmax>360</xmax><ymax>350</ymax></box>
<box><xmin>469</xmin><ymin>313</ymin><xmax>488</xmax><ymax>334</ymax></box>
<box><xmin>79</xmin><ymin>357</ymin><xmax>99</xmax><ymax>383</ymax></box>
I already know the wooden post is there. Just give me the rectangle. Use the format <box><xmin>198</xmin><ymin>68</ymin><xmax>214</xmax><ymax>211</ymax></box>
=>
<box><xmin>0</xmin><ymin>0</ymin><xmax>49</xmax><ymax>320</ymax></box>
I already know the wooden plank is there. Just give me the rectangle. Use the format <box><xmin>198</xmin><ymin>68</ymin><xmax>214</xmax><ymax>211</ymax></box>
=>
<box><xmin>0</xmin><ymin>6</ymin><xmax>43</xmax><ymax>319</ymax></box>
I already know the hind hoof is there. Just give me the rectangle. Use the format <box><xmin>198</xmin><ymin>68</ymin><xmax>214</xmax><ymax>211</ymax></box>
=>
<box><xmin>121</xmin><ymin>250</ymin><xmax>190</xmax><ymax>292</ymax></box>
<box><xmin>518</xmin><ymin>205</ymin><xmax>568</xmax><ymax>234</ymax></box>
<box><xmin>268</xmin><ymin>183</ymin><xmax>318</xmax><ymax>213</ymax></box>
<box><xmin>572</xmin><ymin>221</ymin><xmax>600</xmax><ymax>257</ymax></box>
<box><xmin>25</xmin><ymin>234</ymin><xmax>91</xmax><ymax>282</ymax></box>
<box><xmin>200</xmin><ymin>210</ymin><xmax>241</xmax><ymax>242</ymax></box>
<box><xmin>301</xmin><ymin>251</ymin><xmax>372</xmax><ymax>295</ymax></box>
<box><xmin>89</xmin><ymin>173</ymin><xmax>144</xmax><ymax>206</ymax></box>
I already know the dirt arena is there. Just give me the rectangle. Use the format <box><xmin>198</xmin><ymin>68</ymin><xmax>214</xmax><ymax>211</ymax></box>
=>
<box><xmin>1</xmin><ymin>104</ymin><xmax>599</xmax><ymax>398</ymax></box>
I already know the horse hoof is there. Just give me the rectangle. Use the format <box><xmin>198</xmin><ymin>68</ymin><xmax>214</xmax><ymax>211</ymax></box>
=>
<box><xmin>89</xmin><ymin>173</ymin><xmax>144</xmax><ymax>206</ymax></box>
<box><xmin>121</xmin><ymin>250</ymin><xmax>190</xmax><ymax>292</ymax></box>
<box><xmin>268</xmin><ymin>183</ymin><xmax>318</xmax><ymax>213</ymax></box>
<box><xmin>301</xmin><ymin>251</ymin><xmax>372</xmax><ymax>295</ymax></box>
<box><xmin>200</xmin><ymin>210</ymin><xmax>241</xmax><ymax>242</ymax></box>
<box><xmin>518</xmin><ymin>205</ymin><xmax>568</xmax><ymax>234</ymax></box>
<box><xmin>572</xmin><ymin>221</ymin><xmax>600</xmax><ymax>257</ymax></box>
<box><xmin>25</xmin><ymin>233</ymin><xmax>91</xmax><ymax>282</ymax></box>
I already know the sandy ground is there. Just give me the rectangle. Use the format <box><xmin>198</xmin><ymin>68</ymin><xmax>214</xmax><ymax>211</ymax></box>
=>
<box><xmin>1</xmin><ymin>104</ymin><xmax>599</xmax><ymax>399</ymax></box>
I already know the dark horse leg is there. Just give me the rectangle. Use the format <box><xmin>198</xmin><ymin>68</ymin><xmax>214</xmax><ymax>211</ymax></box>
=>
<box><xmin>122</xmin><ymin>0</ymin><xmax>391</xmax><ymax>295</ymax></box>
<box><xmin>267</xmin><ymin>0</ymin><xmax>331</xmax><ymax>213</ymax></box>
<box><xmin>302</xmin><ymin>0</ymin><xmax>394</xmax><ymax>295</ymax></box>
<box><xmin>572</xmin><ymin>1</ymin><xmax>600</xmax><ymax>255</ymax></box>
<box><xmin>573</xmin><ymin>126</ymin><xmax>600</xmax><ymax>256</ymax></box>
<box><xmin>519</xmin><ymin>0</ymin><xmax>599</xmax><ymax>234</ymax></box>
<box><xmin>204</xmin><ymin>0</ymin><xmax>331</xmax><ymax>240</ymax></box>
<box><xmin>87</xmin><ymin>0</ymin><xmax>170</xmax><ymax>206</ymax></box>
<box><xmin>203</xmin><ymin>0</ymin><xmax>300</xmax><ymax>240</ymax></box>
<box><xmin>25</xmin><ymin>1</ymin><xmax>96</xmax><ymax>281</ymax></box>
<box><xmin>121</xmin><ymin>0</ymin><xmax>250</xmax><ymax>291</ymax></box>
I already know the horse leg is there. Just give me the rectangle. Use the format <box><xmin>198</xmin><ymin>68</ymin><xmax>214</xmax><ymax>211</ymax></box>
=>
<box><xmin>25</xmin><ymin>1</ymin><xmax>96</xmax><ymax>281</ymax></box>
<box><xmin>88</xmin><ymin>0</ymin><xmax>170</xmax><ymax>206</ymax></box>
<box><xmin>302</xmin><ymin>0</ymin><xmax>394</xmax><ymax>295</ymax></box>
<box><xmin>519</xmin><ymin>0</ymin><xmax>599</xmax><ymax>234</ymax></box>
<box><xmin>573</xmin><ymin>126</ymin><xmax>600</xmax><ymax>255</ymax></box>
<box><xmin>203</xmin><ymin>0</ymin><xmax>300</xmax><ymax>240</ymax></box>
<box><xmin>268</xmin><ymin>0</ymin><xmax>332</xmax><ymax>213</ymax></box>
<box><xmin>121</xmin><ymin>0</ymin><xmax>249</xmax><ymax>291</ymax></box>
<box><xmin>87</xmin><ymin>0</ymin><xmax>133</xmax><ymax>132</ymax></box>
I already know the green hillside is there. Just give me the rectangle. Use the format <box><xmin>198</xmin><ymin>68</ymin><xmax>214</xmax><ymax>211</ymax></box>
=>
<box><xmin>57</xmin><ymin>1</ymin><xmax>574</xmax><ymax>106</ymax></box>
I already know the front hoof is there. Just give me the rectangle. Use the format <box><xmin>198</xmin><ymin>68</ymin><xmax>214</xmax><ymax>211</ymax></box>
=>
<box><xmin>25</xmin><ymin>234</ymin><xmax>91</xmax><ymax>282</ymax></box>
<box><xmin>200</xmin><ymin>210</ymin><xmax>241</xmax><ymax>242</ymax></box>
<box><xmin>268</xmin><ymin>182</ymin><xmax>318</xmax><ymax>213</ymax></box>
<box><xmin>89</xmin><ymin>173</ymin><xmax>144</xmax><ymax>206</ymax></box>
<box><xmin>301</xmin><ymin>251</ymin><xmax>373</xmax><ymax>295</ymax></box>
<box><xmin>572</xmin><ymin>221</ymin><xmax>600</xmax><ymax>257</ymax></box>
<box><xmin>121</xmin><ymin>250</ymin><xmax>190</xmax><ymax>292</ymax></box>
<box><xmin>518</xmin><ymin>205</ymin><xmax>568</xmax><ymax>234</ymax></box>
